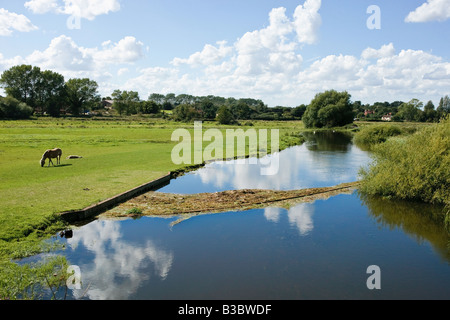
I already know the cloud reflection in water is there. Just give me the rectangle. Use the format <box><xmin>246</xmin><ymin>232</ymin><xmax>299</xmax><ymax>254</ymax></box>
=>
<box><xmin>67</xmin><ymin>220</ymin><xmax>174</xmax><ymax>300</ymax></box>
<box><xmin>264</xmin><ymin>202</ymin><xmax>315</xmax><ymax>236</ymax></box>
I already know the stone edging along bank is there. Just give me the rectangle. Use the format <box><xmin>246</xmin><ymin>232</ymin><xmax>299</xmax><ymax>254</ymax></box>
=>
<box><xmin>58</xmin><ymin>173</ymin><xmax>172</xmax><ymax>223</ymax></box>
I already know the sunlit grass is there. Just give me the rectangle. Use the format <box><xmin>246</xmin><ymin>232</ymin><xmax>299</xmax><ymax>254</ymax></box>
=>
<box><xmin>0</xmin><ymin>117</ymin><xmax>310</xmax><ymax>299</ymax></box>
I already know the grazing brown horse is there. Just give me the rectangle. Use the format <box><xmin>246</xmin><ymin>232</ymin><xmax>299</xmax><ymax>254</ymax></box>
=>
<box><xmin>40</xmin><ymin>148</ymin><xmax>62</xmax><ymax>167</ymax></box>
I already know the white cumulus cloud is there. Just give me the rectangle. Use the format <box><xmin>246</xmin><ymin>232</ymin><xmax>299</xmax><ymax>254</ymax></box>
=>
<box><xmin>24</xmin><ymin>0</ymin><xmax>59</xmax><ymax>14</ymax></box>
<box><xmin>172</xmin><ymin>41</ymin><xmax>233</xmax><ymax>67</ymax></box>
<box><xmin>405</xmin><ymin>0</ymin><xmax>450</xmax><ymax>22</ymax></box>
<box><xmin>0</xmin><ymin>35</ymin><xmax>144</xmax><ymax>82</ymax></box>
<box><xmin>361</xmin><ymin>43</ymin><xmax>396</xmax><ymax>60</ymax></box>
<box><xmin>293</xmin><ymin>0</ymin><xmax>322</xmax><ymax>44</ymax></box>
<box><xmin>0</xmin><ymin>8</ymin><xmax>38</xmax><ymax>36</ymax></box>
<box><xmin>25</xmin><ymin>0</ymin><xmax>121</xmax><ymax>20</ymax></box>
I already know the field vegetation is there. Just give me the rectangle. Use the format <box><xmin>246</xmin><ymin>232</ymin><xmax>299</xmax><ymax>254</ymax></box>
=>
<box><xmin>0</xmin><ymin>116</ymin><xmax>311</xmax><ymax>299</ymax></box>
<box><xmin>358</xmin><ymin>117</ymin><xmax>450</xmax><ymax>228</ymax></box>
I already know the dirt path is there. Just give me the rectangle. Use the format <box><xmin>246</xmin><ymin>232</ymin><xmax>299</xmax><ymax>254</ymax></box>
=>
<box><xmin>102</xmin><ymin>182</ymin><xmax>360</xmax><ymax>219</ymax></box>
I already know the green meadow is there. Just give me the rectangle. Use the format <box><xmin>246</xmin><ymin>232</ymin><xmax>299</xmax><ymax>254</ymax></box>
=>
<box><xmin>0</xmin><ymin>118</ymin><xmax>304</xmax><ymax>255</ymax></box>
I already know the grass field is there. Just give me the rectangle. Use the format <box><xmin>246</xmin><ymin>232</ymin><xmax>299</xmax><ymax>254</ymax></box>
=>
<box><xmin>0</xmin><ymin>118</ymin><xmax>305</xmax><ymax>251</ymax></box>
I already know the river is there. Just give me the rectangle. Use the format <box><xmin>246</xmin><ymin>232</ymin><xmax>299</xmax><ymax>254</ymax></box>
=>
<box><xmin>29</xmin><ymin>131</ymin><xmax>450</xmax><ymax>300</ymax></box>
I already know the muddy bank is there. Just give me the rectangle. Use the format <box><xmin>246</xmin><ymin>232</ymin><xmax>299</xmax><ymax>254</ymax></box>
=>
<box><xmin>102</xmin><ymin>182</ymin><xmax>359</xmax><ymax>219</ymax></box>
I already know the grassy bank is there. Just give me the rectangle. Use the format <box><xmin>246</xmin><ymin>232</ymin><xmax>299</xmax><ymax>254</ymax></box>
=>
<box><xmin>358</xmin><ymin>117</ymin><xmax>450</xmax><ymax>229</ymax></box>
<box><xmin>0</xmin><ymin>117</ymin><xmax>305</xmax><ymax>283</ymax></box>
<box><xmin>0</xmin><ymin>118</ymin><xmax>429</xmax><ymax>255</ymax></box>
<box><xmin>0</xmin><ymin>117</ymin><xmax>308</xmax><ymax>298</ymax></box>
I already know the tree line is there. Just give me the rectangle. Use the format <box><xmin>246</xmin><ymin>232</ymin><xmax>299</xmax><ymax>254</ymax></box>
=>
<box><xmin>354</xmin><ymin>97</ymin><xmax>450</xmax><ymax>123</ymax></box>
<box><xmin>1</xmin><ymin>64</ymin><xmax>448</xmax><ymax>126</ymax></box>
<box><xmin>0</xmin><ymin>65</ymin><xmax>100</xmax><ymax>118</ymax></box>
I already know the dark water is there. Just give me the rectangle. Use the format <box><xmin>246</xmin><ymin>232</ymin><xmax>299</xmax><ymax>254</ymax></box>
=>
<box><xmin>36</xmin><ymin>132</ymin><xmax>450</xmax><ymax>299</ymax></box>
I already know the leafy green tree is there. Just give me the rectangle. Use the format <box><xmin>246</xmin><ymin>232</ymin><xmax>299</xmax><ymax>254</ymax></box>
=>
<box><xmin>397</xmin><ymin>99</ymin><xmax>423</xmax><ymax>122</ymax></box>
<box><xmin>139</xmin><ymin>100</ymin><xmax>160</xmax><ymax>114</ymax></box>
<box><xmin>423</xmin><ymin>100</ymin><xmax>437</xmax><ymax>122</ymax></box>
<box><xmin>302</xmin><ymin>90</ymin><xmax>354</xmax><ymax>128</ymax></box>
<box><xmin>231</xmin><ymin>102</ymin><xmax>251</xmax><ymax>120</ymax></box>
<box><xmin>65</xmin><ymin>78</ymin><xmax>100</xmax><ymax>116</ymax></box>
<box><xmin>164</xmin><ymin>93</ymin><xmax>177</xmax><ymax>106</ymax></box>
<box><xmin>0</xmin><ymin>65</ymin><xmax>67</xmax><ymax>116</ymax></box>
<box><xmin>437</xmin><ymin>95</ymin><xmax>450</xmax><ymax>119</ymax></box>
<box><xmin>148</xmin><ymin>93</ymin><xmax>165</xmax><ymax>105</ymax></box>
<box><xmin>216</xmin><ymin>105</ymin><xmax>234</xmax><ymax>125</ymax></box>
<box><xmin>292</xmin><ymin>104</ymin><xmax>307</xmax><ymax>118</ymax></box>
<box><xmin>162</xmin><ymin>101</ymin><xmax>173</xmax><ymax>110</ymax></box>
<box><xmin>176</xmin><ymin>94</ymin><xmax>196</xmax><ymax>105</ymax></box>
<box><xmin>0</xmin><ymin>65</ymin><xmax>42</xmax><ymax>112</ymax></box>
<box><xmin>173</xmin><ymin>104</ymin><xmax>200</xmax><ymax>122</ymax></box>
<box><xmin>112</xmin><ymin>90</ymin><xmax>140</xmax><ymax>115</ymax></box>
<box><xmin>38</xmin><ymin>70</ymin><xmax>66</xmax><ymax>117</ymax></box>
<box><xmin>199</xmin><ymin>101</ymin><xmax>218</xmax><ymax>120</ymax></box>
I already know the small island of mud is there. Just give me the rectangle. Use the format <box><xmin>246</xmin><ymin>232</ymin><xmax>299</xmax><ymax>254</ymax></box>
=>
<box><xmin>102</xmin><ymin>182</ymin><xmax>360</xmax><ymax>220</ymax></box>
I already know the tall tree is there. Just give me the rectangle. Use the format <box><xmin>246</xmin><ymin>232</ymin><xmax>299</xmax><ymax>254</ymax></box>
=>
<box><xmin>199</xmin><ymin>101</ymin><xmax>218</xmax><ymax>119</ymax></box>
<box><xmin>0</xmin><ymin>65</ymin><xmax>42</xmax><ymax>112</ymax></box>
<box><xmin>38</xmin><ymin>70</ymin><xmax>66</xmax><ymax>117</ymax></box>
<box><xmin>65</xmin><ymin>78</ymin><xmax>100</xmax><ymax>116</ymax></box>
<box><xmin>148</xmin><ymin>93</ymin><xmax>165</xmax><ymax>105</ymax></box>
<box><xmin>112</xmin><ymin>90</ymin><xmax>140</xmax><ymax>115</ymax></box>
<box><xmin>173</xmin><ymin>104</ymin><xmax>200</xmax><ymax>122</ymax></box>
<box><xmin>140</xmin><ymin>100</ymin><xmax>160</xmax><ymax>114</ymax></box>
<box><xmin>437</xmin><ymin>95</ymin><xmax>450</xmax><ymax>119</ymax></box>
<box><xmin>302</xmin><ymin>90</ymin><xmax>354</xmax><ymax>128</ymax></box>
<box><xmin>292</xmin><ymin>104</ymin><xmax>307</xmax><ymax>118</ymax></box>
<box><xmin>397</xmin><ymin>99</ymin><xmax>423</xmax><ymax>122</ymax></box>
<box><xmin>216</xmin><ymin>106</ymin><xmax>234</xmax><ymax>125</ymax></box>
<box><xmin>423</xmin><ymin>100</ymin><xmax>437</xmax><ymax>122</ymax></box>
<box><xmin>231</xmin><ymin>102</ymin><xmax>251</xmax><ymax>120</ymax></box>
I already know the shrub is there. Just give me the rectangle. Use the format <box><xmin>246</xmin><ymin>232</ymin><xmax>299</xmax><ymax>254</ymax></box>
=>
<box><xmin>354</xmin><ymin>124</ymin><xmax>403</xmax><ymax>148</ymax></box>
<box><xmin>0</xmin><ymin>96</ymin><xmax>33</xmax><ymax>119</ymax></box>
<box><xmin>126</xmin><ymin>207</ymin><xmax>143</xmax><ymax>215</ymax></box>
<box><xmin>359</xmin><ymin>117</ymin><xmax>450</xmax><ymax>212</ymax></box>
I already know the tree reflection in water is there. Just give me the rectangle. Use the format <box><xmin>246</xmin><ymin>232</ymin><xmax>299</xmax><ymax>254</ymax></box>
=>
<box><xmin>359</xmin><ymin>193</ymin><xmax>450</xmax><ymax>263</ymax></box>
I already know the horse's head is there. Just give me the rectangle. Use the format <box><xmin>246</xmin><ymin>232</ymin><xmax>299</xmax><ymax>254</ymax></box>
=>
<box><xmin>40</xmin><ymin>158</ymin><xmax>45</xmax><ymax>167</ymax></box>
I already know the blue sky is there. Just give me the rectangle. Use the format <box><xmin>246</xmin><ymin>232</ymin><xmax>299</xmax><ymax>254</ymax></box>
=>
<box><xmin>1</xmin><ymin>0</ymin><xmax>449</xmax><ymax>106</ymax></box>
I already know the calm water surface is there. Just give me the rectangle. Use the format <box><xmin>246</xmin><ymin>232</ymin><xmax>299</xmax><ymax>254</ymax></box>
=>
<box><xmin>37</xmin><ymin>132</ymin><xmax>450</xmax><ymax>299</ymax></box>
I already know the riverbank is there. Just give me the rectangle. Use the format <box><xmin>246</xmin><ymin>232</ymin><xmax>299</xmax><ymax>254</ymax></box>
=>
<box><xmin>0</xmin><ymin>118</ymin><xmax>304</xmax><ymax>260</ymax></box>
<box><xmin>0</xmin><ymin>118</ymin><xmax>432</xmax><ymax>250</ymax></box>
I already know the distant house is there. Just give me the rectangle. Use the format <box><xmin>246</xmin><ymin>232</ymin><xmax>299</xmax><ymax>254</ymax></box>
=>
<box><xmin>101</xmin><ymin>100</ymin><xmax>114</xmax><ymax>109</ymax></box>
<box><xmin>382</xmin><ymin>113</ymin><xmax>392</xmax><ymax>121</ymax></box>
<box><xmin>364</xmin><ymin>110</ymin><xmax>374</xmax><ymax>116</ymax></box>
